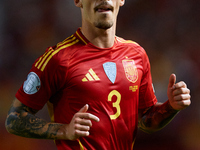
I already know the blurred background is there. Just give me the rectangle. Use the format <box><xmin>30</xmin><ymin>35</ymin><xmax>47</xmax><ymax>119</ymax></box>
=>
<box><xmin>1</xmin><ymin>0</ymin><xmax>200</xmax><ymax>149</ymax></box>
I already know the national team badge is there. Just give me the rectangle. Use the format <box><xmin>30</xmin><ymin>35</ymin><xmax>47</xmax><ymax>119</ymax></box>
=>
<box><xmin>122</xmin><ymin>59</ymin><xmax>138</xmax><ymax>83</ymax></box>
<box><xmin>23</xmin><ymin>72</ymin><xmax>41</xmax><ymax>94</ymax></box>
<box><xmin>103</xmin><ymin>62</ymin><xmax>117</xmax><ymax>84</ymax></box>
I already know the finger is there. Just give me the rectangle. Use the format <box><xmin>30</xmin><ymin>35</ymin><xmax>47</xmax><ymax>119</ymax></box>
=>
<box><xmin>74</xmin><ymin>130</ymin><xmax>90</xmax><ymax>137</ymax></box>
<box><xmin>78</xmin><ymin>104</ymin><xmax>89</xmax><ymax>113</ymax></box>
<box><xmin>173</xmin><ymin>88</ymin><xmax>190</xmax><ymax>96</ymax></box>
<box><xmin>174</xmin><ymin>81</ymin><xmax>187</xmax><ymax>89</ymax></box>
<box><xmin>174</xmin><ymin>99</ymin><xmax>191</xmax><ymax>108</ymax></box>
<box><xmin>74</xmin><ymin>117</ymin><xmax>92</xmax><ymax>126</ymax></box>
<box><xmin>173</xmin><ymin>94</ymin><xmax>191</xmax><ymax>101</ymax></box>
<box><xmin>181</xmin><ymin>99</ymin><xmax>191</xmax><ymax>106</ymax></box>
<box><xmin>75</xmin><ymin>123</ymin><xmax>90</xmax><ymax>131</ymax></box>
<box><xmin>77</xmin><ymin>113</ymin><xmax>100</xmax><ymax>122</ymax></box>
<box><xmin>168</xmin><ymin>74</ymin><xmax>176</xmax><ymax>89</ymax></box>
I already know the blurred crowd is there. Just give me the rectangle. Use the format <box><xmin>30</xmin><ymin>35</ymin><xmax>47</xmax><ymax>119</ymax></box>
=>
<box><xmin>0</xmin><ymin>0</ymin><xmax>200</xmax><ymax>149</ymax></box>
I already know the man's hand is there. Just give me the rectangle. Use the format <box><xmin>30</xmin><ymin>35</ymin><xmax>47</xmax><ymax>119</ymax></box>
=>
<box><xmin>64</xmin><ymin>104</ymin><xmax>100</xmax><ymax>141</ymax></box>
<box><xmin>167</xmin><ymin>74</ymin><xmax>191</xmax><ymax>110</ymax></box>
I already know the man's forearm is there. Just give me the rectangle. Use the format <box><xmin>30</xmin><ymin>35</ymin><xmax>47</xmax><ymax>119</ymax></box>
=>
<box><xmin>138</xmin><ymin>101</ymin><xmax>179</xmax><ymax>133</ymax></box>
<box><xmin>6</xmin><ymin>112</ymin><xmax>63</xmax><ymax>139</ymax></box>
<box><xmin>6</xmin><ymin>99</ymin><xmax>100</xmax><ymax>141</ymax></box>
<box><xmin>5</xmin><ymin>101</ymin><xmax>64</xmax><ymax>140</ymax></box>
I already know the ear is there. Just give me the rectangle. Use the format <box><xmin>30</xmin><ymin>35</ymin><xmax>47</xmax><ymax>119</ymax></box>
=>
<box><xmin>74</xmin><ymin>0</ymin><xmax>82</xmax><ymax>8</ymax></box>
<box><xmin>120</xmin><ymin>0</ymin><xmax>125</xmax><ymax>6</ymax></box>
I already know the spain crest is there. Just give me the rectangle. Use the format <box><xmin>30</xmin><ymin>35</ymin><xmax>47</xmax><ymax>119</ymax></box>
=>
<box><xmin>122</xmin><ymin>59</ymin><xmax>138</xmax><ymax>83</ymax></box>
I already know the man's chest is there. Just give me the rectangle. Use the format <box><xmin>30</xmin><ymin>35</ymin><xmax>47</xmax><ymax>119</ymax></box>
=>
<box><xmin>65</xmin><ymin>49</ymin><xmax>144</xmax><ymax>102</ymax></box>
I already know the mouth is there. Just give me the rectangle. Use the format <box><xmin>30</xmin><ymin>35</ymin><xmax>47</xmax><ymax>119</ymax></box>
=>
<box><xmin>94</xmin><ymin>3</ymin><xmax>113</xmax><ymax>13</ymax></box>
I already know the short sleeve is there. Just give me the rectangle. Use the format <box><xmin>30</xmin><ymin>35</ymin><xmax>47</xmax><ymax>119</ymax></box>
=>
<box><xmin>15</xmin><ymin>47</ymin><xmax>64</xmax><ymax>110</ymax></box>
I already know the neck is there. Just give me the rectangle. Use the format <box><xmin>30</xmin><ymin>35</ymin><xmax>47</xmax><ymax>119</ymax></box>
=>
<box><xmin>81</xmin><ymin>23</ymin><xmax>116</xmax><ymax>48</ymax></box>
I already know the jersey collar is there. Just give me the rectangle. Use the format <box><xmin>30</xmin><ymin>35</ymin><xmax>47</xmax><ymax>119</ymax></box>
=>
<box><xmin>74</xmin><ymin>28</ymin><xmax>119</xmax><ymax>49</ymax></box>
<box><xmin>74</xmin><ymin>28</ymin><xmax>89</xmax><ymax>45</ymax></box>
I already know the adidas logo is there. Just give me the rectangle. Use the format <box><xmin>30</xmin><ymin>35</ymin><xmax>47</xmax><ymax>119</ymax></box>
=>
<box><xmin>82</xmin><ymin>68</ymin><xmax>100</xmax><ymax>82</ymax></box>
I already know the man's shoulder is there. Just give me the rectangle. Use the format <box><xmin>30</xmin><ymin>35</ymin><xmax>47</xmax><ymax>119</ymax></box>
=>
<box><xmin>54</xmin><ymin>34</ymin><xmax>81</xmax><ymax>55</ymax></box>
<box><xmin>34</xmin><ymin>34</ymin><xmax>82</xmax><ymax>71</ymax></box>
<box><xmin>116</xmin><ymin>36</ymin><xmax>140</xmax><ymax>47</ymax></box>
<box><xmin>116</xmin><ymin>36</ymin><xmax>147</xmax><ymax>55</ymax></box>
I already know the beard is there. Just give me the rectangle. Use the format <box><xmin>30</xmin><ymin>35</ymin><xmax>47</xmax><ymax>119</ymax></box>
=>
<box><xmin>94</xmin><ymin>19</ymin><xmax>114</xmax><ymax>30</ymax></box>
<box><xmin>93</xmin><ymin>1</ymin><xmax>114</xmax><ymax>29</ymax></box>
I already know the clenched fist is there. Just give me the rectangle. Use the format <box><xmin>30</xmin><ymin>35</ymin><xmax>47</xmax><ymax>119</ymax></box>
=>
<box><xmin>167</xmin><ymin>74</ymin><xmax>191</xmax><ymax>110</ymax></box>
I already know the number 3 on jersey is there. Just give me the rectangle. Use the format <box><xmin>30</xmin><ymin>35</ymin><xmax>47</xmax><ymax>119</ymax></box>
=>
<box><xmin>108</xmin><ymin>90</ymin><xmax>121</xmax><ymax>120</ymax></box>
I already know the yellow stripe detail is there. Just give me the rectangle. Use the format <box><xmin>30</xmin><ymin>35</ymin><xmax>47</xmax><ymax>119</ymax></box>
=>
<box><xmin>40</xmin><ymin>39</ymin><xmax>79</xmax><ymax>71</ymax></box>
<box><xmin>124</xmin><ymin>40</ymin><xmax>139</xmax><ymax>45</ymax></box>
<box><xmin>35</xmin><ymin>57</ymin><xmax>42</xmax><ymax>67</ymax></box>
<box><xmin>36</xmin><ymin>49</ymin><xmax>54</xmax><ymax>70</ymax></box>
<box><xmin>76</xmin><ymin>31</ymin><xmax>87</xmax><ymax>45</ymax></box>
<box><xmin>89</xmin><ymin>68</ymin><xmax>100</xmax><ymax>80</ymax></box>
<box><xmin>63</xmin><ymin>34</ymin><xmax>74</xmax><ymax>43</ymax></box>
<box><xmin>35</xmin><ymin>50</ymin><xmax>49</xmax><ymax>67</ymax></box>
<box><xmin>47</xmin><ymin>101</ymin><xmax>56</xmax><ymax>144</ymax></box>
<box><xmin>47</xmin><ymin>101</ymin><xmax>54</xmax><ymax>122</ymax></box>
<box><xmin>57</xmin><ymin>35</ymin><xmax>76</xmax><ymax>48</ymax></box>
<box><xmin>86</xmin><ymin>73</ymin><xmax>94</xmax><ymax>81</ymax></box>
<box><xmin>132</xmin><ymin>138</ymin><xmax>136</xmax><ymax>149</ymax></box>
<box><xmin>78</xmin><ymin>139</ymin><xmax>84</xmax><ymax>150</ymax></box>
<box><xmin>116</xmin><ymin>37</ymin><xmax>139</xmax><ymax>46</ymax></box>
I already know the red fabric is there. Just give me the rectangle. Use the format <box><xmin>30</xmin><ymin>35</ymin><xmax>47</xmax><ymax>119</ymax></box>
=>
<box><xmin>16</xmin><ymin>28</ymin><xmax>157</xmax><ymax>150</ymax></box>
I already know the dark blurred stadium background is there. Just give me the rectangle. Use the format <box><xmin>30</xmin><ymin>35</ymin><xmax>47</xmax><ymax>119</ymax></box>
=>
<box><xmin>1</xmin><ymin>0</ymin><xmax>200</xmax><ymax>149</ymax></box>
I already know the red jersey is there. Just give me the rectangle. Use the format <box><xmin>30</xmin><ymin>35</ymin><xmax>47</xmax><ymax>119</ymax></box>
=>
<box><xmin>16</xmin><ymin>28</ymin><xmax>157</xmax><ymax>150</ymax></box>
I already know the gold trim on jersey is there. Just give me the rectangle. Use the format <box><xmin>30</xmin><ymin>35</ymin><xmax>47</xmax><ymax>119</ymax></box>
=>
<box><xmin>76</xmin><ymin>30</ymin><xmax>88</xmax><ymax>45</ymax></box>
<box><xmin>116</xmin><ymin>36</ymin><xmax>139</xmax><ymax>46</ymax></box>
<box><xmin>131</xmin><ymin>138</ymin><xmax>136</xmax><ymax>150</ymax></box>
<box><xmin>56</xmin><ymin>35</ymin><xmax>75</xmax><ymax>48</ymax></box>
<box><xmin>78</xmin><ymin>139</ymin><xmax>85</xmax><ymax>150</ymax></box>
<box><xmin>35</xmin><ymin>48</ymin><xmax>54</xmax><ymax>70</ymax></box>
<box><xmin>47</xmin><ymin>101</ymin><xmax>57</xmax><ymax>144</ymax></box>
<box><xmin>35</xmin><ymin>36</ymin><xmax>79</xmax><ymax>71</ymax></box>
<box><xmin>47</xmin><ymin>101</ymin><xmax>54</xmax><ymax>122</ymax></box>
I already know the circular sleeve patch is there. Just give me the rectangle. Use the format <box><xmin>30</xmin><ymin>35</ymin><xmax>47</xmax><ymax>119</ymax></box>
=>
<box><xmin>23</xmin><ymin>72</ymin><xmax>41</xmax><ymax>95</ymax></box>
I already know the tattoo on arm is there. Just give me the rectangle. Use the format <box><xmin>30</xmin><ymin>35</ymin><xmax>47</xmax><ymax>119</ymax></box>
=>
<box><xmin>6</xmin><ymin>101</ymin><xmax>62</xmax><ymax>139</ymax></box>
<box><xmin>138</xmin><ymin>101</ymin><xmax>179</xmax><ymax>133</ymax></box>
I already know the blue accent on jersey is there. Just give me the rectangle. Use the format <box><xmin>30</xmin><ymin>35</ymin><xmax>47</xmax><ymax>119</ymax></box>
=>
<box><xmin>103</xmin><ymin>62</ymin><xmax>117</xmax><ymax>84</ymax></box>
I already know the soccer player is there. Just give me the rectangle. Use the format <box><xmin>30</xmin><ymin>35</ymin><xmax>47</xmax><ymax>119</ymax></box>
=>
<box><xmin>5</xmin><ymin>0</ymin><xmax>191</xmax><ymax>149</ymax></box>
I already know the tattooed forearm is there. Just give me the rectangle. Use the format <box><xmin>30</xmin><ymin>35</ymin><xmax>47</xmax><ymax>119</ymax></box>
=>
<box><xmin>138</xmin><ymin>101</ymin><xmax>179</xmax><ymax>133</ymax></box>
<box><xmin>5</xmin><ymin>100</ymin><xmax>63</xmax><ymax>139</ymax></box>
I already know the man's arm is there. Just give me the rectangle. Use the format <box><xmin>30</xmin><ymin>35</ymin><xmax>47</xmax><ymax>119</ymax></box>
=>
<box><xmin>138</xmin><ymin>101</ymin><xmax>179</xmax><ymax>133</ymax></box>
<box><xmin>5</xmin><ymin>98</ymin><xmax>99</xmax><ymax>140</ymax></box>
<box><xmin>138</xmin><ymin>74</ymin><xmax>191</xmax><ymax>133</ymax></box>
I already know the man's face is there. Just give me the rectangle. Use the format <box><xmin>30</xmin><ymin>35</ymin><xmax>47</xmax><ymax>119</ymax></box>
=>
<box><xmin>79</xmin><ymin>0</ymin><xmax>125</xmax><ymax>30</ymax></box>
